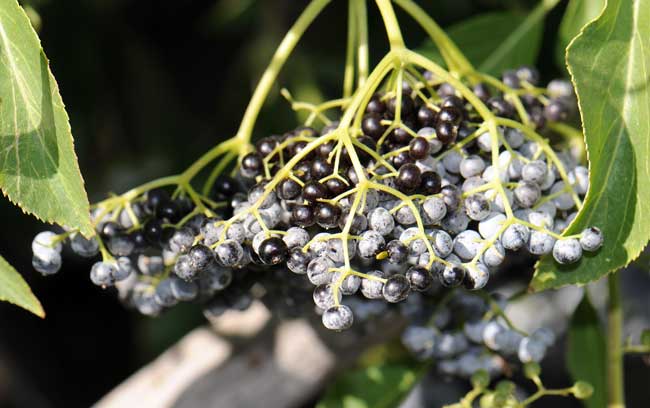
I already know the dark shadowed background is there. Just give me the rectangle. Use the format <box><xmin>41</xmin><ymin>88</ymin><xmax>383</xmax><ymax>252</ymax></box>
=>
<box><xmin>0</xmin><ymin>1</ymin><xmax>648</xmax><ymax>407</ymax></box>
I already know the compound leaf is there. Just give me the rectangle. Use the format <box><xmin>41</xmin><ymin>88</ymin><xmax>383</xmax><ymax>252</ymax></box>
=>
<box><xmin>418</xmin><ymin>0</ymin><xmax>560</xmax><ymax>76</ymax></box>
<box><xmin>555</xmin><ymin>0</ymin><xmax>606</xmax><ymax>68</ymax></box>
<box><xmin>566</xmin><ymin>293</ymin><xmax>606</xmax><ymax>408</ymax></box>
<box><xmin>0</xmin><ymin>253</ymin><xmax>44</xmax><ymax>317</ymax></box>
<box><xmin>532</xmin><ymin>0</ymin><xmax>650</xmax><ymax>290</ymax></box>
<box><xmin>316</xmin><ymin>362</ymin><xmax>423</xmax><ymax>408</ymax></box>
<box><xmin>0</xmin><ymin>0</ymin><xmax>92</xmax><ymax>236</ymax></box>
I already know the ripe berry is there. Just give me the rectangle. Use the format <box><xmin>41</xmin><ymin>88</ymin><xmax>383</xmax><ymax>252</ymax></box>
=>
<box><xmin>386</xmin><ymin>240</ymin><xmax>408</xmax><ymax>264</ymax></box>
<box><xmin>552</xmin><ymin>238</ymin><xmax>582</xmax><ymax>264</ymax></box>
<box><xmin>277</xmin><ymin>178</ymin><xmax>302</xmax><ymax>200</ymax></box>
<box><xmin>488</xmin><ymin>97</ymin><xmax>515</xmax><ymax>117</ymax></box>
<box><xmin>241</xmin><ymin>153</ymin><xmax>263</xmax><ymax>178</ymax></box>
<box><xmin>441</xmin><ymin>95</ymin><xmax>464</xmax><ymax>110</ymax></box>
<box><xmin>290</xmin><ymin>140</ymin><xmax>310</xmax><ymax>157</ymax></box>
<box><xmin>316</xmin><ymin>203</ymin><xmax>341</xmax><ymax>229</ymax></box>
<box><xmin>325</xmin><ymin>177</ymin><xmax>349</xmax><ymax>196</ymax></box>
<box><xmin>419</xmin><ymin>171</ymin><xmax>442</xmax><ymax>195</ymax></box>
<box><xmin>435</xmin><ymin>121</ymin><xmax>457</xmax><ymax>144</ymax></box>
<box><xmin>396</xmin><ymin>163</ymin><xmax>421</xmax><ymax>193</ymax></box>
<box><xmin>392</xmin><ymin>151</ymin><xmax>414</xmax><ymax>169</ymax></box>
<box><xmin>417</xmin><ymin>106</ymin><xmax>436</xmax><ymax>127</ymax></box>
<box><xmin>362</xmin><ymin>114</ymin><xmax>385</xmax><ymax>140</ymax></box>
<box><xmin>382</xmin><ymin>275</ymin><xmax>411</xmax><ymax>303</ymax></box>
<box><xmin>473</xmin><ymin>83</ymin><xmax>491</xmax><ymax>101</ymax></box>
<box><xmin>409</xmin><ymin>137</ymin><xmax>430</xmax><ymax>160</ymax></box>
<box><xmin>317</xmin><ymin>140</ymin><xmax>335</xmax><ymax>158</ymax></box>
<box><xmin>439</xmin><ymin>264</ymin><xmax>466</xmax><ymax>287</ymax></box>
<box><xmin>302</xmin><ymin>181</ymin><xmax>328</xmax><ymax>202</ymax></box>
<box><xmin>580</xmin><ymin>227</ymin><xmax>603</xmax><ymax>252</ymax></box>
<box><xmin>441</xmin><ymin>185</ymin><xmax>461</xmax><ymax>210</ymax></box>
<box><xmin>146</xmin><ymin>189</ymin><xmax>170</xmax><ymax>213</ymax></box>
<box><xmin>437</xmin><ymin>106</ymin><xmax>462</xmax><ymax>125</ymax></box>
<box><xmin>386</xmin><ymin>96</ymin><xmax>414</xmax><ymax>118</ymax></box>
<box><xmin>544</xmin><ymin>100</ymin><xmax>569</xmax><ymax>121</ymax></box>
<box><xmin>322</xmin><ymin>305</ymin><xmax>354</xmax><ymax>331</ymax></box>
<box><xmin>213</xmin><ymin>176</ymin><xmax>238</xmax><ymax>198</ymax></box>
<box><xmin>502</xmin><ymin>70</ymin><xmax>520</xmax><ymax>88</ymax></box>
<box><xmin>156</xmin><ymin>200</ymin><xmax>181</xmax><ymax>223</ymax></box>
<box><xmin>391</xmin><ymin>127</ymin><xmax>413</xmax><ymax>145</ymax></box>
<box><xmin>294</xmin><ymin>161</ymin><xmax>312</xmax><ymax>181</ymax></box>
<box><xmin>366</xmin><ymin>96</ymin><xmax>386</xmax><ymax>114</ymax></box>
<box><xmin>131</xmin><ymin>231</ymin><xmax>148</xmax><ymax>252</ymax></box>
<box><xmin>287</xmin><ymin>247</ymin><xmax>311</xmax><ymax>274</ymax></box>
<box><xmin>188</xmin><ymin>244</ymin><xmax>214</xmax><ymax>270</ymax></box>
<box><xmin>258</xmin><ymin>237</ymin><xmax>289</xmax><ymax>265</ymax></box>
<box><xmin>406</xmin><ymin>266</ymin><xmax>433</xmax><ymax>292</ymax></box>
<box><xmin>99</xmin><ymin>221</ymin><xmax>122</xmax><ymax>239</ymax></box>
<box><xmin>292</xmin><ymin>204</ymin><xmax>315</xmax><ymax>227</ymax></box>
<box><xmin>310</xmin><ymin>158</ymin><xmax>333</xmax><ymax>180</ymax></box>
<box><xmin>256</xmin><ymin>136</ymin><xmax>279</xmax><ymax>159</ymax></box>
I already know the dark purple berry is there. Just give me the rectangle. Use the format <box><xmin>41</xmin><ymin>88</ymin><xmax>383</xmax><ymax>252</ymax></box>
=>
<box><xmin>396</xmin><ymin>163</ymin><xmax>421</xmax><ymax>193</ymax></box>
<box><xmin>258</xmin><ymin>237</ymin><xmax>288</xmax><ymax>265</ymax></box>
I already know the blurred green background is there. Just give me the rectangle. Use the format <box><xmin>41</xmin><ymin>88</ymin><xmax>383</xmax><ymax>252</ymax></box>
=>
<box><xmin>0</xmin><ymin>1</ymin><xmax>643</xmax><ymax>407</ymax></box>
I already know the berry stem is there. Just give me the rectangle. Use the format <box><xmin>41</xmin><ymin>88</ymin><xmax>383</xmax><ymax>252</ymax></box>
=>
<box><xmin>607</xmin><ymin>273</ymin><xmax>626</xmax><ymax>408</ymax></box>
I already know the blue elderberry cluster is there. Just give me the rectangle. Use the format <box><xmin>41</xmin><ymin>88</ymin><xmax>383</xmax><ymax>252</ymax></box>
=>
<box><xmin>30</xmin><ymin>66</ymin><xmax>602</xmax><ymax>336</ymax></box>
<box><xmin>399</xmin><ymin>291</ymin><xmax>556</xmax><ymax>382</ymax></box>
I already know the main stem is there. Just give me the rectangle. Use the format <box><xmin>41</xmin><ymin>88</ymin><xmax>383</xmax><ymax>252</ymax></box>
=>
<box><xmin>607</xmin><ymin>274</ymin><xmax>625</xmax><ymax>408</ymax></box>
<box><xmin>179</xmin><ymin>0</ymin><xmax>331</xmax><ymax>182</ymax></box>
<box><xmin>375</xmin><ymin>0</ymin><xmax>405</xmax><ymax>49</ymax></box>
<box><xmin>235</xmin><ymin>0</ymin><xmax>331</xmax><ymax>143</ymax></box>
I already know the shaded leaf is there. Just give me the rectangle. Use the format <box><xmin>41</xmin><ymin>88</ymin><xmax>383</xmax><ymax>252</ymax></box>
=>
<box><xmin>0</xmin><ymin>0</ymin><xmax>92</xmax><ymax>236</ymax></box>
<box><xmin>566</xmin><ymin>293</ymin><xmax>606</xmax><ymax>408</ymax></box>
<box><xmin>531</xmin><ymin>0</ymin><xmax>650</xmax><ymax>290</ymax></box>
<box><xmin>417</xmin><ymin>0</ymin><xmax>560</xmax><ymax>75</ymax></box>
<box><xmin>0</xmin><ymin>254</ymin><xmax>44</xmax><ymax>317</ymax></box>
<box><xmin>555</xmin><ymin>0</ymin><xmax>606</xmax><ymax>68</ymax></box>
<box><xmin>316</xmin><ymin>362</ymin><xmax>424</xmax><ymax>408</ymax></box>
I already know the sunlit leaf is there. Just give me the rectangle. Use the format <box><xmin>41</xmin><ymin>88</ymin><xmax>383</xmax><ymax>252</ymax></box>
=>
<box><xmin>532</xmin><ymin>0</ymin><xmax>650</xmax><ymax>290</ymax></box>
<box><xmin>0</xmin><ymin>0</ymin><xmax>92</xmax><ymax>236</ymax></box>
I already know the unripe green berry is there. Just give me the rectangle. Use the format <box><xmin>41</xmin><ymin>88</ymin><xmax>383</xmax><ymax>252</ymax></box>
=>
<box><xmin>641</xmin><ymin>328</ymin><xmax>650</xmax><ymax>346</ymax></box>
<box><xmin>572</xmin><ymin>381</ymin><xmax>594</xmax><ymax>399</ymax></box>
<box><xmin>523</xmin><ymin>361</ymin><xmax>541</xmax><ymax>379</ymax></box>
<box><xmin>495</xmin><ymin>380</ymin><xmax>516</xmax><ymax>395</ymax></box>
<box><xmin>471</xmin><ymin>369</ymin><xmax>490</xmax><ymax>389</ymax></box>
<box><xmin>479</xmin><ymin>393</ymin><xmax>496</xmax><ymax>408</ymax></box>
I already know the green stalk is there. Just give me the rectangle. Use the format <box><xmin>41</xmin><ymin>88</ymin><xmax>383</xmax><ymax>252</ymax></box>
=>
<box><xmin>392</xmin><ymin>0</ymin><xmax>473</xmax><ymax>75</ymax></box>
<box><xmin>355</xmin><ymin>0</ymin><xmax>369</xmax><ymax>87</ymax></box>
<box><xmin>343</xmin><ymin>0</ymin><xmax>357</xmax><ymax>99</ymax></box>
<box><xmin>375</xmin><ymin>0</ymin><xmax>405</xmax><ymax>49</ymax></box>
<box><xmin>607</xmin><ymin>274</ymin><xmax>625</xmax><ymax>408</ymax></box>
<box><xmin>234</xmin><ymin>0</ymin><xmax>331</xmax><ymax>144</ymax></box>
<box><xmin>180</xmin><ymin>0</ymin><xmax>331</xmax><ymax>182</ymax></box>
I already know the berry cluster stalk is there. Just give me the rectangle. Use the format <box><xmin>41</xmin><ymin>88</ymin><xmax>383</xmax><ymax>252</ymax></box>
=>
<box><xmin>607</xmin><ymin>274</ymin><xmax>625</xmax><ymax>408</ymax></box>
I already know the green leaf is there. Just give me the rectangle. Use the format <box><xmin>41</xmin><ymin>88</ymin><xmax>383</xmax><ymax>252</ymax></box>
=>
<box><xmin>0</xmin><ymin>253</ymin><xmax>44</xmax><ymax>317</ymax></box>
<box><xmin>555</xmin><ymin>0</ymin><xmax>606</xmax><ymax>69</ymax></box>
<box><xmin>0</xmin><ymin>0</ymin><xmax>92</xmax><ymax>236</ymax></box>
<box><xmin>566</xmin><ymin>293</ymin><xmax>606</xmax><ymax>408</ymax></box>
<box><xmin>531</xmin><ymin>0</ymin><xmax>650</xmax><ymax>290</ymax></box>
<box><xmin>316</xmin><ymin>362</ymin><xmax>424</xmax><ymax>408</ymax></box>
<box><xmin>417</xmin><ymin>0</ymin><xmax>560</xmax><ymax>76</ymax></box>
